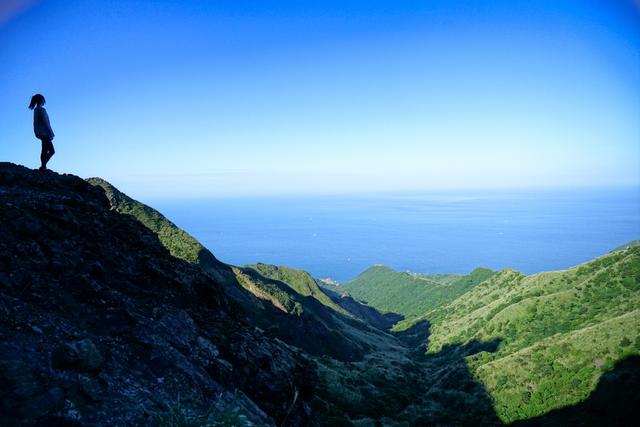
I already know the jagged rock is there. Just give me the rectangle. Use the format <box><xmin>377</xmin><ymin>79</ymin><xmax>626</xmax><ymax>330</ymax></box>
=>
<box><xmin>0</xmin><ymin>360</ymin><xmax>44</xmax><ymax>399</ymax></box>
<box><xmin>0</xmin><ymin>359</ymin><xmax>65</xmax><ymax>424</ymax></box>
<box><xmin>78</xmin><ymin>374</ymin><xmax>102</xmax><ymax>402</ymax></box>
<box><xmin>52</xmin><ymin>339</ymin><xmax>104</xmax><ymax>372</ymax></box>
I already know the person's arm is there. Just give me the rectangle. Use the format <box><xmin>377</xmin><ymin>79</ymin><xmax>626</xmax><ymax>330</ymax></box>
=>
<box><xmin>43</xmin><ymin>108</ymin><xmax>55</xmax><ymax>139</ymax></box>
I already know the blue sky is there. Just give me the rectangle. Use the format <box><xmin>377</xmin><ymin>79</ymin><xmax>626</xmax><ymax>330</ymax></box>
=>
<box><xmin>1</xmin><ymin>0</ymin><xmax>639</xmax><ymax>198</ymax></box>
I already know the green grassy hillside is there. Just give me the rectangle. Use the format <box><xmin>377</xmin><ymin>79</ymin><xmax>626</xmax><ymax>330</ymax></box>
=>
<box><xmin>245</xmin><ymin>263</ymin><xmax>349</xmax><ymax>315</ymax></box>
<box><xmin>341</xmin><ymin>265</ymin><xmax>494</xmax><ymax>319</ymax></box>
<box><xmin>400</xmin><ymin>246</ymin><xmax>640</xmax><ymax>423</ymax></box>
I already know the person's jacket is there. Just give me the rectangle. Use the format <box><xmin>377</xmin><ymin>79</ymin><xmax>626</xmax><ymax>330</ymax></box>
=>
<box><xmin>33</xmin><ymin>105</ymin><xmax>55</xmax><ymax>140</ymax></box>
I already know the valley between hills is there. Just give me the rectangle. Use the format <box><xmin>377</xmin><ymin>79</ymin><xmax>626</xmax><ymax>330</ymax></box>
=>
<box><xmin>1</xmin><ymin>162</ymin><xmax>638</xmax><ymax>426</ymax></box>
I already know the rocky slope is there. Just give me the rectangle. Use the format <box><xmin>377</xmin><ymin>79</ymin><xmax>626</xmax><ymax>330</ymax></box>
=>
<box><xmin>0</xmin><ymin>163</ymin><xmax>316</xmax><ymax>426</ymax></box>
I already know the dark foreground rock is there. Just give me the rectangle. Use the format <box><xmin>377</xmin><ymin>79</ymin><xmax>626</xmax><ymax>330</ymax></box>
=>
<box><xmin>0</xmin><ymin>163</ymin><xmax>317</xmax><ymax>426</ymax></box>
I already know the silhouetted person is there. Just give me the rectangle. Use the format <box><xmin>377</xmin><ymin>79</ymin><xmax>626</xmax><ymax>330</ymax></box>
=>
<box><xmin>28</xmin><ymin>94</ymin><xmax>55</xmax><ymax>171</ymax></box>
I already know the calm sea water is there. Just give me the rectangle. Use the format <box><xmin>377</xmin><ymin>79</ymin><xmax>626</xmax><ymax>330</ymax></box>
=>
<box><xmin>149</xmin><ymin>188</ymin><xmax>640</xmax><ymax>282</ymax></box>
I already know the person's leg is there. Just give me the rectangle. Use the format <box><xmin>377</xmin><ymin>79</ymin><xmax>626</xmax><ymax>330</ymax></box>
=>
<box><xmin>39</xmin><ymin>138</ymin><xmax>47</xmax><ymax>170</ymax></box>
<box><xmin>47</xmin><ymin>140</ymin><xmax>55</xmax><ymax>163</ymax></box>
<box><xmin>40</xmin><ymin>138</ymin><xmax>55</xmax><ymax>170</ymax></box>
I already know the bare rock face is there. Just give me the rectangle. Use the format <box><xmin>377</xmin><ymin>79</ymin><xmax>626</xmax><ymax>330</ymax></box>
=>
<box><xmin>0</xmin><ymin>163</ymin><xmax>317</xmax><ymax>427</ymax></box>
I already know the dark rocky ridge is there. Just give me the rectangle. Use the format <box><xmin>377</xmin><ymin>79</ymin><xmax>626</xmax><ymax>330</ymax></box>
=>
<box><xmin>0</xmin><ymin>163</ymin><xmax>317</xmax><ymax>426</ymax></box>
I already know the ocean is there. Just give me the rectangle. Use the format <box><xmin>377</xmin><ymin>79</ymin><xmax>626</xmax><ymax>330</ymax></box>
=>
<box><xmin>150</xmin><ymin>187</ymin><xmax>640</xmax><ymax>282</ymax></box>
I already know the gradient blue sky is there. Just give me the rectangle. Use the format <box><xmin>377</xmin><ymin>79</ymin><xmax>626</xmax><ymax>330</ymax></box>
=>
<box><xmin>1</xmin><ymin>0</ymin><xmax>639</xmax><ymax>198</ymax></box>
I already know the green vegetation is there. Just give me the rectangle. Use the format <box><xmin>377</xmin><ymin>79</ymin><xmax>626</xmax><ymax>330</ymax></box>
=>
<box><xmin>415</xmin><ymin>247</ymin><xmax>640</xmax><ymax>423</ymax></box>
<box><xmin>314</xmin><ymin>247</ymin><xmax>640</xmax><ymax>424</ymax></box>
<box><xmin>341</xmin><ymin>265</ymin><xmax>494</xmax><ymax>319</ymax></box>
<box><xmin>236</xmin><ymin>264</ymin><xmax>417</xmax><ymax>363</ymax></box>
<box><xmin>233</xmin><ymin>266</ymin><xmax>304</xmax><ymax>314</ymax></box>
<box><xmin>245</xmin><ymin>263</ymin><xmax>349</xmax><ymax>315</ymax></box>
<box><xmin>87</xmin><ymin>178</ymin><xmax>221</xmax><ymax>272</ymax></box>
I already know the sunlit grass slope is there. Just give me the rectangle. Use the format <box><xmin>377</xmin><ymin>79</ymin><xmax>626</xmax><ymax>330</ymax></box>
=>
<box><xmin>245</xmin><ymin>263</ymin><xmax>349</xmax><ymax>315</ymax></box>
<box><xmin>412</xmin><ymin>246</ymin><xmax>640</xmax><ymax>422</ymax></box>
<box><xmin>340</xmin><ymin>265</ymin><xmax>494</xmax><ymax>319</ymax></box>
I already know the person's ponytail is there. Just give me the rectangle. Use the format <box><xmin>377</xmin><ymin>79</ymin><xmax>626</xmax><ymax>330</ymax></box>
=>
<box><xmin>29</xmin><ymin>94</ymin><xmax>45</xmax><ymax>110</ymax></box>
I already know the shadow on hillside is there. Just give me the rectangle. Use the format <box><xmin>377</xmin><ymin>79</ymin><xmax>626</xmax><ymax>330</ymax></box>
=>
<box><xmin>209</xmin><ymin>265</ymin><xmax>373</xmax><ymax>362</ymax></box>
<box><xmin>413</xmin><ymin>341</ymin><xmax>640</xmax><ymax>426</ymax></box>
<box><xmin>164</xmin><ymin>258</ymin><xmax>640</xmax><ymax>426</ymax></box>
<box><xmin>320</xmin><ymin>286</ymin><xmax>404</xmax><ymax>331</ymax></box>
<box><xmin>198</xmin><ymin>259</ymin><xmax>640</xmax><ymax>427</ymax></box>
<box><xmin>313</xmin><ymin>325</ymin><xmax>505</xmax><ymax>425</ymax></box>
<box><xmin>515</xmin><ymin>355</ymin><xmax>640</xmax><ymax>427</ymax></box>
<box><xmin>432</xmin><ymin>338</ymin><xmax>502</xmax><ymax>359</ymax></box>
<box><xmin>392</xmin><ymin>319</ymin><xmax>430</xmax><ymax>353</ymax></box>
<box><xmin>218</xmin><ymin>258</ymin><xmax>640</xmax><ymax>426</ymax></box>
<box><xmin>406</xmin><ymin>339</ymin><xmax>505</xmax><ymax>426</ymax></box>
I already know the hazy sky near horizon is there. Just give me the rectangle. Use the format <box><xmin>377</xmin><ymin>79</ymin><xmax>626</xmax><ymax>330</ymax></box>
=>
<box><xmin>1</xmin><ymin>0</ymin><xmax>639</xmax><ymax>198</ymax></box>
